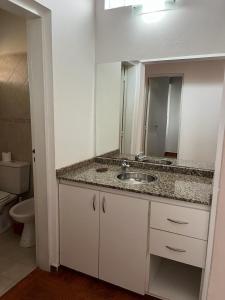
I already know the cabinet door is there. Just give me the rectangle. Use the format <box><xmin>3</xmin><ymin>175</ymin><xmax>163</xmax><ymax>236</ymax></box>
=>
<box><xmin>59</xmin><ymin>184</ymin><xmax>99</xmax><ymax>278</ymax></box>
<box><xmin>99</xmin><ymin>192</ymin><xmax>149</xmax><ymax>294</ymax></box>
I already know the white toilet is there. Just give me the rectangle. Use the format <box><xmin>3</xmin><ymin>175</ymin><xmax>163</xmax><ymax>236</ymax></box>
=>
<box><xmin>10</xmin><ymin>198</ymin><xmax>35</xmax><ymax>247</ymax></box>
<box><xmin>0</xmin><ymin>161</ymin><xmax>34</xmax><ymax>247</ymax></box>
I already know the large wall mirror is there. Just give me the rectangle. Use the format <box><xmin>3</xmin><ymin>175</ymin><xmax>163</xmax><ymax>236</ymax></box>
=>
<box><xmin>95</xmin><ymin>59</ymin><xmax>225</xmax><ymax>170</ymax></box>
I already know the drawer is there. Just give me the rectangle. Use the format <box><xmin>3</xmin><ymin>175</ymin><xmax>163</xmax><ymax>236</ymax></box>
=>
<box><xmin>149</xmin><ymin>229</ymin><xmax>207</xmax><ymax>268</ymax></box>
<box><xmin>150</xmin><ymin>202</ymin><xmax>209</xmax><ymax>240</ymax></box>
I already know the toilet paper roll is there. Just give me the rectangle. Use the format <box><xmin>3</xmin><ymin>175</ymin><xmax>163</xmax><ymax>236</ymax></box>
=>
<box><xmin>2</xmin><ymin>152</ymin><xmax>12</xmax><ymax>162</ymax></box>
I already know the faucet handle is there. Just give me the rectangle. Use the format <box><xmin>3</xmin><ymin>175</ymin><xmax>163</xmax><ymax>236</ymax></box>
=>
<box><xmin>121</xmin><ymin>160</ymin><xmax>130</xmax><ymax>167</ymax></box>
<box><xmin>135</xmin><ymin>152</ymin><xmax>144</xmax><ymax>161</ymax></box>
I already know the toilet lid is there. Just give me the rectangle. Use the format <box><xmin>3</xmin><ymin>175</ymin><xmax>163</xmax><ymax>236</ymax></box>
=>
<box><xmin>0</xmin><ymin>191</ymin><xmax>10</xmax><ymax>203</ymax></box>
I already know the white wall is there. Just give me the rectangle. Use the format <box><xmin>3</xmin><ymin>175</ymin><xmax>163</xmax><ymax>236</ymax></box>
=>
<box><xmin>95</xmin><ymin>0</ymin><xmax>225</xmax><ymax>63</ymax></box>
<box><xmin>208</xmin><ymin>139</ymin><xmax>225</xmax><ymax>299</ymax></box>
<box><xmin>207</xmin><ymin>69</ymin><xmax>225</xmax><ymax>300</ymax></box>
<box><xmin>146</xmin><ymin>60</ymin><xmax>225</xmax><ymax>165</ymax></box>
<box><xmin>34</xmin><ymin>0</ymin><xmax>95</xmax><ymax>168</ymax></box>
<box><xmin>96</xmin><ymin>62</ymin><xmax>121</xmax><ymax>155</ymax></box>
<box><xmin>0</xmin><ymin>9</ymin><xmax>27</xmax><ymax>55</ymax></box>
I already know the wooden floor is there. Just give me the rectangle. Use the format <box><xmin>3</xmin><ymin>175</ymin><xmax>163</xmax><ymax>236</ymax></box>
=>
<box><xmin>0</xmin><ymin>268</ymin><xmax>159</xmax><ymax>300</ymax></box>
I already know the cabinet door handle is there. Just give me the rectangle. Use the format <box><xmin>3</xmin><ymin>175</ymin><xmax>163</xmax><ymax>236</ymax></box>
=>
<box><xmin>102</xmin><ymin>197</ymin><xmax>106</xmax><ymax>213</ymax></box>
<box><xmin>167</xmin><ymin>218</ymin><xmax>189</xmax><ymax>225</ymax></box>
<box><xmin>166</xmin><ymin>245</ymin><xmax>186</xmax><ymax>253</ymax></box>
<box><xmin>92</xmin><ymin>195</ymin><xmax>96</xmax><ymax>211</ymax></box>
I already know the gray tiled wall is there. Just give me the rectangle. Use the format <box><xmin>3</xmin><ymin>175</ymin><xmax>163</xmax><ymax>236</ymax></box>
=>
<box><xmin>0</xmin><ymin>53</ymin><xmax>33</xmax><ymax>196</ymax></box>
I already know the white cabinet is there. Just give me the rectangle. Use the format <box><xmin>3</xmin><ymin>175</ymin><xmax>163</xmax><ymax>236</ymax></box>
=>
<box><xmin>59</xmin><ymin>184</ymin><xmax>149</xmax><ymax>294</ymax></box>
<box><xmin>148</xmin><ymin>201</ymin><xmax>209</xmax><ymax>300</ymax></box>
<box><xmin>150</xmin><ymin>202</ymin><xmax>209</xmax><ymax>240</ymax></box>
<box><xmin>150</xmin><ymin>228</ymin><xmax>207</xmax><ymax>268</ymax></box>
<box><xmin>59</xmin><ymin>183</ymin><xmax>210</xmax><ymax>299</ymax></box>
<box><xmin>99</xmin><ymin>192</ymin><xmax>149</xmax><ymax>294</ymax></box>
<box><xmin>59</xmin><ymin>184</ymin><xmax>99</xmax><ymax>277</ymax></box>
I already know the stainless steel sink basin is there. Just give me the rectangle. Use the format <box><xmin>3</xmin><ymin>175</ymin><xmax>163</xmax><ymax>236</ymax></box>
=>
<box><xmin>142</xmin><ymin>159</ymin><xmax>172</xmax><ymax>165</ymax></box>
<box><xmin>117</xmin><ymin>172</ymin><xmax>157</xmax><ymax>184</ymax></box>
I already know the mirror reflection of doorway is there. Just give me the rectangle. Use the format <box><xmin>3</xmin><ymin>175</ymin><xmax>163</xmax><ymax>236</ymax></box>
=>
<box><xmin>145</xmin><ymin>76</ymin><xmax>182</xmax><ymax>158</ymax></box>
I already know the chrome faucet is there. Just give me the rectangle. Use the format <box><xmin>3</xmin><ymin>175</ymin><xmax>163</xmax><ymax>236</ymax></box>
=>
<box><xmin>121</xmin><ymin>160</ymin><xmax>130</xmax><ymax>173</ymax></box>
<box><xmin>135</xmin><ymin>152</ymin><xmax>146</xmax><ymax>161</ymax></box>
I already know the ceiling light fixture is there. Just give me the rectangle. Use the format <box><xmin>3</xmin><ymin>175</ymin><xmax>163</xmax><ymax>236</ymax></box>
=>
<box><xmin>133</xmin><ymin>0</ymin><xmax>176</xmax><ymax>15</ymax></box>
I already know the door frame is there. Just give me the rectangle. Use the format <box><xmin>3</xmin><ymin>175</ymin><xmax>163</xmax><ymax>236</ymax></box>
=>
<box><xmin>120</xmin><ymin>65</ymin><xmax>127</xmax><ymax>153</ymax></box>
<box><xmin>0</xmin><ymin>0</ymin><xmax>57</xmax><ymax>270</ymax></box>
<box><xmin>144</xmin><ymin>73</ymin><xmax>183</xmax><ymax>158</ymax></box>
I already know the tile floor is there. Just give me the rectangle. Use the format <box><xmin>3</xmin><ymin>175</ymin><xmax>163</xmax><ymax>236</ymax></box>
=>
<box><xmin>0</xmin><ymin>228</ymin><xmax>36</xmax><ymax>296</ymax></box>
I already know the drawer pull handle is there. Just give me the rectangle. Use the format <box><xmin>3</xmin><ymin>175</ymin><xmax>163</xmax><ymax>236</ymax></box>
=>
<box><xmin>166</xmin><ymin>245</ymin><xmax>186</xmax><ymax>253</ymax></box>
<box><xmin>167</xmin><ymin>218</ymin><xmax>189</xmax><ymax>225</ymax></box>
<box><xmin>93</xmin><ymin>195</ymin><xmax>96</xmax><ymax>211</ymax></box>
<box><xmin>102</xmin><ymin>197</ymin><xmax>106</xmax><ymax>213</ymax></box>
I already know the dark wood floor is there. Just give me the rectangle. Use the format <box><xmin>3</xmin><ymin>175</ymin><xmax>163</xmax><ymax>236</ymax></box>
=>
<box><xmin>1</xmin><ymin>268</ymin><xmax>159</xmax><ymax>300</ymax></box>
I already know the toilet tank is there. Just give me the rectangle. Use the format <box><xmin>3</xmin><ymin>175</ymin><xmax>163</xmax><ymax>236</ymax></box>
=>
<box><xmin>0</xmin><ymin>161</ymin><xmax>30</xmax><ymax>194</ymax></box>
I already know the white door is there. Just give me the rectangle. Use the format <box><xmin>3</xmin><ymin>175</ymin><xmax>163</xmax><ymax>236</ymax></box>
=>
<box><xmin>99</xmin><ymin>192</ymin><xmax>149</xmax><ymax>294</ymax></box>
<box><xmin>59</xmin><ymin>184</ymin><xmax>99</xmax><ymax>278</ymax></box>
<box><xmin>146</xmin><ymin>77</ymin><xmax>170</xmax><ymax>156</ymax></box>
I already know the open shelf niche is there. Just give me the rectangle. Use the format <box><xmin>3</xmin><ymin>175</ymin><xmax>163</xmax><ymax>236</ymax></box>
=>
<box><xmin>148</xmin><ymin>255</ymin><xmax>203</xmax><ymax>300</ymax></box>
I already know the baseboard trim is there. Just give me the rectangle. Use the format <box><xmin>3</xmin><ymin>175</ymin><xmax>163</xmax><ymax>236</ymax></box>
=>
<box><xmin>50</xmin><ymin>265</ymin><xmax>60</xmax><ymax>272</ymax></box>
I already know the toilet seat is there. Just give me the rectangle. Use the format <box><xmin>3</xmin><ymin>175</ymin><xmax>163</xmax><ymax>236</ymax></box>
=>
<box><xmin>9</xmin><ymin>198</ymin><xmax>34</xmax><ymax>224</ymax></box>
<box><xmin>9</xmin><ymin>198</ymin><xmax>35</xmax><ymax>247</ymax></box>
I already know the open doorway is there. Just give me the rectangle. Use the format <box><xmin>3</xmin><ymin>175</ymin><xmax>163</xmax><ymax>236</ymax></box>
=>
<box><xmin>0</xmin><ymin>0</ymin><xmax>56</xmax><ymax>296</ymax></box>
<box><xmin>144</xmin><ymin>76</ymin><xmax>182</xmax><ymax>158</ymax></box>
<box><xmin>0</xmin><ymin>9</ymin><xmax>36</xmax><ymax>296</ymax></box>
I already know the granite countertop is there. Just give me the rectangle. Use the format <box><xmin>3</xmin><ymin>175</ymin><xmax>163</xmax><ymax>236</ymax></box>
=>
<box><xmin>58</xmin><ymin>162</ymin><xmax>213</xmax><ymax>206</ymax></box>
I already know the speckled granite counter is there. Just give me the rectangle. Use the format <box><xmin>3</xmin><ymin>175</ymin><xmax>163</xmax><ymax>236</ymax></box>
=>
<box><xmin>57</xmin><ymin>162</ymin><xmax>213</xmax><ymax>206</ymax></box>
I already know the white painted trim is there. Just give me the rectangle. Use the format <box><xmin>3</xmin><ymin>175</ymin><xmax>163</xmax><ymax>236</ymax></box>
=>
<box><xmin>27</xmin><ymin>16</ymin><xmax>50</xmax><ymax>270</ymax></box>
<box><xmin>131</xmin><ymin>64</ymin><xmax>142</xmax><ymax>154</ymax></box>
<box><xmin>0</xmin><ymin>0</ymin><xmax>56</xmax><ymax>271</ymax></box>
<box><xmin>165</xmin><ymin>83</ymin><xmax>171</xmax><ymax>144</ymax></box>
<box><xmin>147</xmin><ymin>73</ymin><xmax>184</xmax><ymax>78</ymax></box>
<box><xmin>144</xmin><ymin>77</ymin><xmax>151</xmax><ymax>154</ymax></box>
<box><xmin>136</xmin><ymin>63</ymin><xmax>146</xmax><ymax>153</ymax></box>
<box><xmin>141</xmin><ymin>53</ymin><xmax>225</xmax><ymax>64</ymax></box>
<box><xmin>119</xmin><ymin>66</ymin><xmax>126</xmax><ymax>152</ymax></box>
<box><xmin>120</xmin><ymin>64</ymin><xmax>130</xmax><ymax>153</ymax></box>
<box><xmin>176</xmin><ymin>75</ymin><xmax>184</xmax><ymax>161</ymax></box>
<box><xmin>40</xmin><ymin>12</ymin><xmax>59</xmax><ymax>269</ymax></box>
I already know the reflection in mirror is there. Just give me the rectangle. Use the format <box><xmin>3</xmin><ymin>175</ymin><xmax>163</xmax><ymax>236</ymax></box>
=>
<box><xmin>95</xmin><ymin>60</ymin><xmax>225</xmax><ymax>170</ymax></box>
<box><xmin>120</xmin><ymin>63</ymin><xmax>140</xmax><ymax>155</ymax></box>
<box><xmin>95</xmin><ymin>62</ymin><xmax>122</xmax><ymax>156</ymax></box>
<box><xmin>144</xmin><ymin>76</ymin><xmax>182</xmax><ymax>158</ymax></box>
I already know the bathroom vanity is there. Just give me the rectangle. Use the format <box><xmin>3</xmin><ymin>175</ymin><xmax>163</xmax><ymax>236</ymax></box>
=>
<box><xmin>56</xmin><ymin>58</ymin><xmax>221</xmax><ymax>300</ymax></box>
<box><xmin>57</xmin><ymin>161</ymin><xmax>212</xmax><ymax>300</ymax></box>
